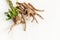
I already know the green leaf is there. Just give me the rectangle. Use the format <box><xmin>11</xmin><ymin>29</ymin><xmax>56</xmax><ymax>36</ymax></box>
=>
<box><xmin>5</xmin><ymin>12</ymin><xmax>11</xmax><ymax>20</ymax></box>
<box><xmin>8</xmin><ymin>9</ymin><xmax>14</xmax><ymax>18</ymax></box>
<box><xmin>12</xmin><ymin>8</ymin><xmax>18</xmax><ymax>16</ymax></box>
<box><xmin>7</xmin><ymin>0</ymin><xmax>14</xmax><ymax>9</ymax></box>
<box><xmin>6</xmin><ymin>17</ymin><xmax>11</xmax><ymax>20</ymax></box>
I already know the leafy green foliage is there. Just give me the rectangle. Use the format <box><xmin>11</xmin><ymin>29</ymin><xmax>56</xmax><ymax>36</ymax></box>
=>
<box><xmin>5</xmin><ymin>7</ymin><xmax>18</xmax><ymax>20</ymax></box>
<box><xmin>5</xmin><ymin>0</ymin><xmax>18</xmax><ymax>20</ymax></box>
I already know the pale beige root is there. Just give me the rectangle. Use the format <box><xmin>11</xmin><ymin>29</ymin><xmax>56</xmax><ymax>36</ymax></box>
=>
<box><xmin>16</xmin><ymin>5</ymin><xmax>24</xmax><ymax>13</ymax></box>
<box><xmin>23</xmin><ymin>2</ymin><xmax>35</xmax><ymax>11</ymax></box>
<box><xmin>21</xmin><ymin>16</ymin><xmax>26</xmax><ymax>31</ymax></box>
<box><xmin>23</xmin><ymin>2</ymin><xmax>30</xmax><ymax>9</ymax></box>
<box><xmin>21</xmin><ymin>14</ymin><xmax>26</xmax><ymax>31</ymax></box>
<box><xmin>27</xmin><ymin>9</ymin><xmax>31</xmax><ymax>18</ymax></box>
<box><xmin>22</xmin><ymin>19</ymin><xmax>26</xmax><ymax>31</ymax></box>
<box><xmin>23</xmin><ymin>2</ymin><xmax>35</xmax><ymax>15</ymax></box>
<box><xmin>35</xmin><ymin>13</ymin><xmax>44</xmax><ymax>19</ymax></box>
<box><xmin>18</xmin><ymin>3</ymin><xmax>28</xmax><ymax>9</ymax></box>
<box><xmin>9</xmin><ymin>15</ymin><xmax>23</xmax><ymax>32</ymax></box>
<box><xmin>22</xmin><ymin>2</ymin><xmax>44</xmax><ymax>19</ymax></box>
<box><xmin>19</xmin><ymin>9</ymin><xmax>24</xmax><ymax>14</ymax></box>
<box><xmin>18</xmin><ymin>6</ymin><xmax>27</xmax><ymax>31</ymax></box>
<box><xmin>17</xmin><ymin>3</ymin><xmax>25</xmax><ymax>11</ymax></box>
<box><xmin>16</xmin><ymin>2</ymin><xmax>26</xmax><ymax>10</ymax></box>
<box><xmin>28</xmin><ymin>3</ymin><xmax>44</xmax><ymax>12</ymax></box>
<box><xmin>31</xmin><ymin>16</ymin><xmax>34</xmax><ymax>22</ymax></box>
<box><xmin>31</xmin><ymin>14</ymin><xmax>38</xmax><ymax>23</ymax></box>
<box><xmin>17</xmin><ymin>2</ymin><xmax>27</xmax><ymax>8</ymax></box>
<box><xmin>25</xmin><ymin>8</ymin><xmax>35</xmax><ymax>18</ymax></box>
<box><xmin>24</xmin><ymin>21</ymin><xmax>26</xmax><ymax>31</ymax></box>
<box><xmin>9</xmin><ymin>24</ymin><xmax>17</xmax><ymax>32</ymax></box>
<box><xmin>17</xmin><ymin>3</ymin><xmax>28</xmax><ymax>15</ymax></box>
<box><xmin>18</xmin><ymin>2</ymin><xmax>34</xmax><ymax>11</ymax></box>
<box><xmin>17</xmin><ymin>6</ymin><xmax>24</xmax><ymax>11</ymax></box>
<box><xmin>23</xmin><ymin>2</ymin><xmax>43</xmax><ymax>12</ymax></box>
<box><xmin>22</xmin><ymin>3</ymin><xmax>29</xmax><ymax>9</ymax></box>
<box><xmin>13</xmin><ymin>15</ymin><xmax>22</xmax><ymax>24</ymax></box>
<box><xmin>23</xmin><ymin>2</ymin><xmax>36</xmax><ymax>11</ymax></box>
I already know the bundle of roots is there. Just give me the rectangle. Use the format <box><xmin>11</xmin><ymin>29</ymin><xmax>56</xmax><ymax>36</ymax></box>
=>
<box><xmin>5</xmin><ymin>0</ymin><xmax>44</xmax><ymax>32</ymax></box>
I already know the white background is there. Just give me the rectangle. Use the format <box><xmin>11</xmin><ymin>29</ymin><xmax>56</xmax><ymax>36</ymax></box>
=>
<box><xmin>0</xmin><ymin>0</ymin><xmax>58</xmax><ymax>40</ymax></box>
